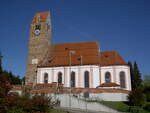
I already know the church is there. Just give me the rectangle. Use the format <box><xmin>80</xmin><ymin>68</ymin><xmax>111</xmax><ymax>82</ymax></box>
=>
<box><xmin>24</xmin><ymin>11</ymin><xmax>131</xmax><ymax>101</ymax></box>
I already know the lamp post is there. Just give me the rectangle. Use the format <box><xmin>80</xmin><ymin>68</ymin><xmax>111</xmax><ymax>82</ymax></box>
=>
<box><xmin>69</xmin><ymin>50</ymin><xmax>76</xmax><ymax>109</ymax></box>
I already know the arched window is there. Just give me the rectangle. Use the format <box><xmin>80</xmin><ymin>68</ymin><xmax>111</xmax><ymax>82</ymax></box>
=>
<box><xmin>44</xmin><ymin>73</ymin><xmax>48</xmax><ymax>84</ymax></box>
<box><xmin>58</xmin><ymin>72</ymin><xmax>62</xmax><ymax>84</ymax></box>
<box><xmin>120</xmin><ymin>71</ymin><xmax>126</xmax><ymax>88</ymax></box>
<box><xmin>84</xmin><ymin>71</ymin><xmax>89</xmax><ymax>88</ymax></box>
<box><xmin>105</xmin><ymin>72</ymin><xmax>111</xmax><ymax>83</ymax></box>
<box><xmin>70</xmin><ymin>71</ymin><xmax>75</xmax><ymax>88</ymax></box>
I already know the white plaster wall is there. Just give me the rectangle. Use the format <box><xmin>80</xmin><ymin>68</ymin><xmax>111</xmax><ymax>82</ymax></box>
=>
<box><xmin>100</xmin><ymin>65</ymin><xmax>131</xmax><ymax>90</ymax></box>
<box><xmin>100</xmin><ymin>66</ymin><xmax>114</xmax><ymax>83</ymax></box>
<box><xmin>37</xmin><ymin>68</ymin><xmax>53</xmax><ymax>84</ymax></box>
<box><xmin>53</xmin><ymin>67</ymin><xmax>64</xmax><ymax>83</ymax></box>
<box><xmin>90</xmin><ymin>93</ymin><xmax>128</xmax><ymax>101</ymax></box>
<box><xmin>92</xmin><ymin>66</ymin><xmax>100</xmax><ymax>88</ymax></box>
<box><xmin>115</xmin><ymin>66</ymin><xmax>131</xmax><ymax>90</ymax></box>
<box><xmin>37</xmin><ymin>65</ymin><xmax>131</xmax><ymax>90</ymax></box>
<box><xmin>9</xmin><ymin>90</ymin><xmax>22</xmax><ymax>95</ymax></box>
<box><xmin>69</xmin><ymin>66</ymin><xmax>79</xmax><ymax>87</ymax></box>
<box><xmin>37</xmin><ymin>65</ymin><xmax>100</xmax><ymax>88</ymax></box>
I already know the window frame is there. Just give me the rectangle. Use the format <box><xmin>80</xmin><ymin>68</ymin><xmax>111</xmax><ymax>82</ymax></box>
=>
<box><xmin>84</xmin><ymin>71</ymin><xmax>90</xmax><ymax>88</ymax></box>
<box><xmin>120</xmin><ymin>71</ymin><xmax>126</xmax><ymax>88</ymax></box>
<box><xmin>44</xmin><ymin>72</ymin><xmax>48</xmax><ymax>84</ymax></box>
<box><xmin>105</xmin><ymin>72</ymin><xmax>111</xmax><ymax>83</ymax></box>
<box><xmin>58</xmin><ymin>72</ymin><xmax>63</xmax><ymax>84</ymax></box>
<box><xmin>70</xmin><ymin>71</ymin><xmax>76</xmax><ymax>88</ymax></box>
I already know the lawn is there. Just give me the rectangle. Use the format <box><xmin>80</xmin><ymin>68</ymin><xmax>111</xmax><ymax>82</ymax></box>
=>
<box><xmin>99</xmin><ymin>101</ymin><xmax>150</xmax><ymax>113</ymax></box>
<box><xmin>50</xmin><ymin>109</ymin><xmax>69</xmax><ymax>113</ymax></box>
<box><xmin>99</xmin><ymin>101</ymin><xmax>129</xmax><ymax>112</ymax></box>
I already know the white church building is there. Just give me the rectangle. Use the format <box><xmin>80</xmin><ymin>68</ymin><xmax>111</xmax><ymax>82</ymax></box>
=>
<box><xmin>11</xmin><ymin>12</ymin><xmax>132</xmax><ymax>102</ymax></box>
<box><xmin>37</xmin><ymin>41</ymin><xmax>131</xmax><ymax>91</ymax></box>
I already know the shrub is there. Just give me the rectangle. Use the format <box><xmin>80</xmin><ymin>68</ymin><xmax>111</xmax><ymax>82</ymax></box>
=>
<box><xmin>31</xmin><ymin>95</ymin><xmax>52</xmax><ymax>112</ymax></box>
<box><xmin>0</xmin><ymin>74</ymin><xmax>12</xmax><ymax>98</ymax></box>
<box><xmin>129</xmin><ymin>106</ymin><xmax>150</xmax><ymax>113</ymax></box>
<box><xmin>128</xmin><ymin>89</ymin><xmax>146</xmax><ymax>107</ymax></box>
<box><xmin>0</xmin><ymin>74</ymin><xmax>56</xmax><ymax>113</ymax></box>
<box><xmin>144</xmin><ymin>103</ymin><xmax>150</xmax><ymax>112</ymax></box>
<box><xmin>7</xmin><ymin>107</ymin><xmax>24</xmax><ymax>113</ymax></box>
<box><xmin>1</xmin><ymin>92</ymin><xmax>54</xmax><ymax>113</ymax></box>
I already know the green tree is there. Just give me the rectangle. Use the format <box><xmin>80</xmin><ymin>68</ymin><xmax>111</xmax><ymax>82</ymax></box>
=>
<box><xmin>31</xmin><ymin>95</ymin><xmax>52</xmax><ymax>112</ymax></box>
<box><xmin>21</xmin><ymin>76</ymin><xmax>25</xmax><ymax>85</ymax></box>
<box><xmin>0</xmin><ymin>74</ymin><xmax>12</xmax><ymax>98</ymax></box>
<box><xmin>132</xmin><ymin>62</ymin><xmax>142</xmax><ymax>90</ymax></box>
<box><xmin>144</xmin><ymin>74</ymin><xmax>150</xmax><ymax>82</ymax></box>
<box><xmin>0</xmin><ymin>74</ymin><xmax>54</xmax><ymax>113</ymax></box>
<box><xmin>7</xmin><ymin>107</ymin><xmax>24</xmax><ymax>113</ymax></box>
<box><xmin>127</xmin><ymin>61</ymin><xmax>146</xmax><ymax>109</ymax></box>
<box><xmin>128</xmin><ymin>61</ymin><xmax>134</xmax><ymax>90</ymax></box>
<box><xmin>0</xmin><ymin>74</ymin><xmax>12</xmax><ymax>113</ymax></box>
<box><xmin>0</xmin><ymin>51</ymin><xmax>3</xmax><ymax>74</ymax></box>
<box><xmin>143</xmin><ymin>81</ymin><xmax>150</xmax><ymax>102</ymax></box>
<box><xmin>0</xmin><ymin>52</ymin><xmax>22</xmax><ymax>85</ymax></box>
<box><xmin>128</xmin><ymin>89</ymin><xmax>146</xmax><ymax>107</ymax></box>
<box><xmin>8</xmin><ymin>71</ymin><xmax>21</xmax><ymax>85</ymax></box>
<box><xmin>128</xmin><ymin>61</ymin><xmax>142</xmax><ymax>90</ymax></box>
<box><xmin>0</xmin><ymin>71</ymin><xmax>22</xmax><ymax>85</ymax></box>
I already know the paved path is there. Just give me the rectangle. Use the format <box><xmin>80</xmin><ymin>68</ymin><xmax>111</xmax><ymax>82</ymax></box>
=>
<box><xmin>56</xmin><ymin>107</ymin><xmax>122</xmax><ymax>113</ymax></box>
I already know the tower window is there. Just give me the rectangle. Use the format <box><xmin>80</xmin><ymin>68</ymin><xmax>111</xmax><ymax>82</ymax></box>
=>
<box><xmin>35</xmin><ymin>24</ymin><xmax>41</xmax><ymax>30</ymax></box>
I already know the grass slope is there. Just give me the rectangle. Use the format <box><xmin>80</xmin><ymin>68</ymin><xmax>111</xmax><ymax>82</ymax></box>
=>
<box><xmin>51</xmin><ymin>109</ymin><xmax>69</xmax><ymax>113</ymax></box>
<box><xmin>99</xmin><ymin>101</ymin><xmax>150</xmax><ymax>113</ymax></box>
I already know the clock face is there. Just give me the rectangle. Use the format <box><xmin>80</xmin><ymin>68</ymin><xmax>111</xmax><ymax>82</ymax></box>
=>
<box><xmin>34</xmin><ymin>29</ymin><xmax>40</xmax><ymax>35</ymax></box>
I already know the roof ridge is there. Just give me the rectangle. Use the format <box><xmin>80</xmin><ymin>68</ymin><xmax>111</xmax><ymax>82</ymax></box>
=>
<box><xmin>54</xmin><ymin>41</ymin><xmax>98</xmax><ymax>45</ymax></box>
<box><xmin>101</xmin><ymin>50</ymin><xmax>118</xmax><ymax>53</ymax></box>
<box><xmin>36</xmin><ymin>11</ymin><xmax>49</xmax><ymax>14</ymax></box>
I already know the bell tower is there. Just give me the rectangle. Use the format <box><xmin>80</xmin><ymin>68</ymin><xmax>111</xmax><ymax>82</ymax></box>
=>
<box><xmin>26</xmin><ymin>12</ymin><xmax>52</xmax><ymax>84</ymax></box>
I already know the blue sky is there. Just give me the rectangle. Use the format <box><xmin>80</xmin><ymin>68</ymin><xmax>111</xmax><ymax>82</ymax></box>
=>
<box><xmin>0</xmin><ymin>0</ymin><xmax>150</xmax><ymax>77</ymax></box>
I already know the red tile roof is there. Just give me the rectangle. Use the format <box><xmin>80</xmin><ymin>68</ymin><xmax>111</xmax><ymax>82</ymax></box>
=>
<box><xmin>11</xmin><ymin>85</ymin><xmax>130</xmax><ymax>94</ymax></box>
<box><xmin>11</xmin><ymin>85</ymin><xmax>22</xmax><ymax>90</ymax></box>
<box><xmin>39</xmin><ymin>41</ymin><xmax>100</xmax><ymax>67</ymax></box>
<box><xmin>31</xmin><ymin>88</ymin><xmax>130</xmax><ymax>94</ymax></box>
<box><xmin>100</xmin><ymin>51</ymin><xmax>126</xmax><ymax>66</ymax></box>
<box><xmin>38</xmin><ymin>41</ymin><xmax>127</xmax><ymax>67</ymax></box>
<box><xmin>34</xmin><ymin>83</ymin><xmax>64</xmax><ymax>89</ymax></box>
<box><xmin>32</xmin><ymin>12</ymin><xmax>49</xmax><ymax>24</ymax></box>
<box><xmin>98</xmin><ymin>82</ymin><xmax>120</xmax><ymax>87</ymax></box>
